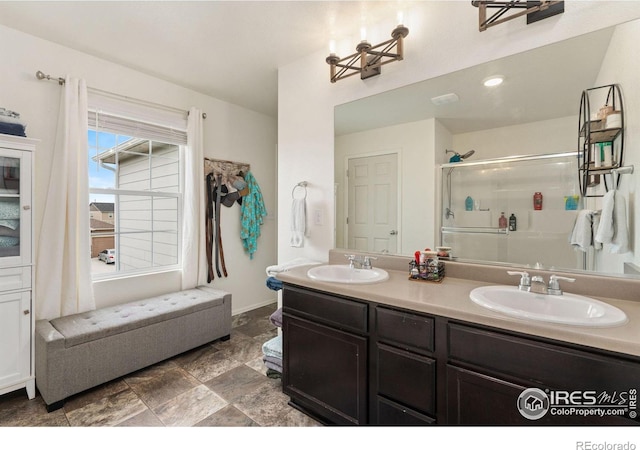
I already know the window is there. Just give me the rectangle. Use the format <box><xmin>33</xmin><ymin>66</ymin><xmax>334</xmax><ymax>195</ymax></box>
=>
<box><xmin>88</xmin><ymin>98</ymin><xmax>187</xmax><ymax>279</ymax></box>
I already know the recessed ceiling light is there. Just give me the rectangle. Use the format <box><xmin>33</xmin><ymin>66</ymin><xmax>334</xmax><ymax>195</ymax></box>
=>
<box><xmin>483</xmin><ymin>75</ymin><xmax>504</xmax><ymax>87</ymax></box>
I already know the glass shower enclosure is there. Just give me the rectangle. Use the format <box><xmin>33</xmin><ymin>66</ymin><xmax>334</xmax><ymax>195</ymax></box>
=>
<box><xmin>440</xmin><ymin>152</ymin><xmax>584</xmax><ymax>271</ymax></box>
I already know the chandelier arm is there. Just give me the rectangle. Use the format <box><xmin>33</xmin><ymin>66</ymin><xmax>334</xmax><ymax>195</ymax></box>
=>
<box><xmin>476</xmin><ymin>1</ymin><xmax>563</xmax><ymax>31</ymax></box>
<box><xmin>366</xmin><ymin>40</ymin><xmax>401</xmax><ymax>67</ymax></box>
<box><xmin>484</xmin><ymin>2</ymin><xmax>517</xmax><ymax>26</ymax></box>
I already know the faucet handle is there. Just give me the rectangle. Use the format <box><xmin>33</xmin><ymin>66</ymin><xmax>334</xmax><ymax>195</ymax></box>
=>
<box><xmin>362</xmin><ymin>256</ymin><xmax>377</xmax><ymax>269</ymax></box>
<box><xmin>507</xmin><ymin>271</ymin><xmax>531</xmax><ymax>290</ymax></box>
<box><xmin>548</xmin><ymin>274</ymin><xmax>575</xmax><ymax>295</ymax></box>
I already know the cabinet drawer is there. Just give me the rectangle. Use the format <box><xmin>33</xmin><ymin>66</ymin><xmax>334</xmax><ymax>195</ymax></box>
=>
<box><xmin>0</xmin><ymin>266</ymin><xmax>31</xmax><ymax>292</ymax></box>
<box><xmin>376</xmin><ymin>306</ymin><xmax>434</xmax><ymax>353</ymax></box>
<box><xmin>448</xmin><ymin>323</ymin><xmax>640</xmax><ymax>390</ymax></box>
<box><xmin>377</xmin><ymin>343</ymin><xmax>436</xmax><ymax>416</ymax></box>
<box><xmin>376</xmin><ymin>396</ymin><xmax>435</xmax><ymax>426</ymax></box>
<box><xmin>283</xmin><ymin>285</ymin><xmax>368</xmax><ymax>333</ymax></box>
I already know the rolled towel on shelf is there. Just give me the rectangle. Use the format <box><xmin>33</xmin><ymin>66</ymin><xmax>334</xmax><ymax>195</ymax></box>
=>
<box><xmin>262</xmin><ymin>335</ymin><xmax>282</xmax><ymax>359</ymax></box>
<box><xmin>265</xmin><ymin>257</ymin><xmax>321</xmax><ymax>277</ymax></box>
<box><xmin>266</xmin><ymin>276</ymin><xmax>283</xmax><ymax>291</ymax></box>
<box><xmin>263</xmin><ymin>358</ymin><xmax>282</xmax><ymax>375</ymax></box>
<box><xmin>269</xmin><ymin>307</ymin><xmax>282</xmax><ymax>328</ymax></box>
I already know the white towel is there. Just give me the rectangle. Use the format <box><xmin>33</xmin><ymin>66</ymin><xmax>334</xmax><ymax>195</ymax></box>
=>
<box><xmin>592</xmin><ymin>213</ymin><xmax>602</xmax><ymax>250</ymax></box>
<box><xmin>262</xmin><ymin>335</ymin><xmax>282</xmax><ymax>359</ymax></box>
<box><xmin>569</xmin><ymin>210</ymin><xmax>595</xmax><ymax>252</ymax></box>
<box><xmin>290</xmin><ymin>198</ymin><xmax>306</xmax><ymax>248</ymax></box>
<box><xmin>595</xmin><ymin>190</ymin><xmax>629</xmax><ymax>254</ymax></box>
<box><xmin>265</xmin><ymin>257</ymin><xmax>321</xmax><ymax>277</ymax></box>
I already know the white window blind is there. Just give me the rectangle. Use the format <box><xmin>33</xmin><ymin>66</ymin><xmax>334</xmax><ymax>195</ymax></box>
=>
<box><xmin>88</xmin><ymin>90</ymin><xmax>187</xmax><ymax>145</ymax></box>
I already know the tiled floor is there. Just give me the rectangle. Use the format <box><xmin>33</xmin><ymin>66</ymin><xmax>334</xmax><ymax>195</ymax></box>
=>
<box><xmin>0</xmin><ymin>303</ymin><xmax>320</xmax><ymax>427</ymax></box>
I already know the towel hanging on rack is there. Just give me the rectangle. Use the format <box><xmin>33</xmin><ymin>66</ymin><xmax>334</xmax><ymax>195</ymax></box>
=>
<box><xmin>290</xmin><ymin>182</ymin><xmax>307</xmax><ymax>248</ymax></box>
<box><xmin>569</xmin><ymin>210</ymin><xmax>597</xmax><ymax>252</ymax></box>
<box><xmin>595</xmin><ymin>189</ymin><xmax>629</xmax><ymax>254</ymax></box>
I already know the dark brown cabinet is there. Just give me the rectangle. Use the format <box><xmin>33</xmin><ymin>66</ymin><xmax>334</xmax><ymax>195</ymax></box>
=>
<box><xmin>373</xmin><ymin>306</ymin><xmax>437</xmax><ymax>425</ymax></box>
<box><xmin>282</xmin><ymin>285</ymin><xmax>368</xmax><ymax>425</ymax></box>
<box><xmin>446</xmin><ymin>322</ymin><xmax>640</xmax><ymax>425</ymax></box>
<box><xmin>282</xmin><ymin>284</ymin><xmax>640</xmax><ymax>426</ymax></box>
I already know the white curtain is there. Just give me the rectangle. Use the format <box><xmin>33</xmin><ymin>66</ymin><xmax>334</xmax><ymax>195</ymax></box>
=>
<box><xmin>35</xmin><ymin>77</ymin><xmax>95</xmax><ymax>320</ymax></box>
<box><xmin>181</xmin><ymin>107</ymin><xmax>207</xmax><ymax>289</ymax></box>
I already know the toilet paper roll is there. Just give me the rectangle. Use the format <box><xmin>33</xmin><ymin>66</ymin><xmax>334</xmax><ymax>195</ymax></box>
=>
<box><xmin>606</xmin><ymin>112</ymin><xmax>622</xmax><ymax>129</ymax></box>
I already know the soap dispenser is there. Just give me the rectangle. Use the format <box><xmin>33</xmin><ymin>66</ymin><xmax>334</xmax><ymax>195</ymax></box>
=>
<box><xmin>499</xmin><ymin>212</ymin><xmax>507</xmax><ymax>229</ymax></box>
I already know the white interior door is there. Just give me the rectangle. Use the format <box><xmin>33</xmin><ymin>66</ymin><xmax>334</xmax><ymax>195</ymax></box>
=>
<box><xmin>347</xmin><ymin>153</ymin><xmax>398</xmax><ymax>253</ymax></box>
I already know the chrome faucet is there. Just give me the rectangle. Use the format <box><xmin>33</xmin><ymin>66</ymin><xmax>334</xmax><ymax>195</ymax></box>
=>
<box><xmin>507</xmin><ymin>271</ymin><xmax>576</xmax><ymax>296</ymax></box>
<box><xmin>507</xmin><ymin>271</ymin><xmax>531</xmax><ymax>291</ymax></box>
<box><xmin>547</xmin><ymin>274</ymin><xmax>575</xmax><ymax>295</ymax></box>
<box><xmin>362</xmin><ymin>256</ymin><xmax>377</xmax><ymax>269</ymax></box>
<box><xmin>530</xmin><ymin>275</ymin><xmax>548</xmax><ymax>295</ymax></box>
<box><xmin>345</xmin><ymin>254</ymin><xmax>376</xmax><ymax>269</ymax></box>
<box><xmin>345</xmin><ymin>254</ymin><xmax>361</xmax><ymax>268</ymax></box>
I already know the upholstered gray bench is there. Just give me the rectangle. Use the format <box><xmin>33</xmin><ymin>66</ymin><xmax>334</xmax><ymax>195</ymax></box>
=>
<box><xmin>35</xmin><ymin>286</ymin><xmax>231</xmax><ymax>411</ymax></box>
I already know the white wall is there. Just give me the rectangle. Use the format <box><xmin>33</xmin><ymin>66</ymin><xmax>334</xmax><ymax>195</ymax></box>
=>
<box><xmin>0</xmin><ymin>24</ymin><xmax>277</xmax><ymax>316</ymax></box>
<box><xmin>453</xmin><ymin>116</ymin><xmax>577</xmax><ymax>159</ymax></box>
<box><xmin>278</xmin><ymin>1</ymin><xmax>640</xmax><ymax>270</ymax></box>
<box><xmin>588</xmin><ymin>18</ymin><xmax>640</xmax><ymax>273</ymax></box>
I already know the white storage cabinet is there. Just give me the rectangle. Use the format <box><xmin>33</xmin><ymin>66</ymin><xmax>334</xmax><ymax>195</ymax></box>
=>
<box><xmin>0</xmin><ymin>135</ymin><xmax>35</xmax><ymax>400</ymax></box>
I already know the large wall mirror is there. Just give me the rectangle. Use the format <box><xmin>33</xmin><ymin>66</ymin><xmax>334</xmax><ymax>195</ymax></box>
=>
<box><xmin>334</xmin><ymin>19</ymin><xmax>639</xmax><ymax>279</ymax></box>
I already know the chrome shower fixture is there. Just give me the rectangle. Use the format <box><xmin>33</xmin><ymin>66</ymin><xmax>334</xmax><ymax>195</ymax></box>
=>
<box><xmin>446</xmin><ymin>149</ymin><xmax>475</xmax><ymax>163</ymax></box>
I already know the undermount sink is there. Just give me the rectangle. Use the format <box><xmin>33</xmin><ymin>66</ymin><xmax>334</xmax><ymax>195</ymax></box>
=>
<box><xmin>307</xmin><ymin>264</ymin><xmax>389</xmax><ymax>284</ymax></box>
<box><xmin>470</xmin><ymin>285</ymin><xmax>627</xmax><ymax>327</ymax></box>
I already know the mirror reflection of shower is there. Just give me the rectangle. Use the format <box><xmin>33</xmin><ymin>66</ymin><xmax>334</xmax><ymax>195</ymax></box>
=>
<box><xmin>445</xmin><ymin>149</ymin><xmax>476</xmax><ymax>219</ymax></box>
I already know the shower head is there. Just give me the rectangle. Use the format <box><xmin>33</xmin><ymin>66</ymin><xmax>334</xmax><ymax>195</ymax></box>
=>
<box><xmin>461</xmin><ymin>150</ymin><xmax>475</xmax><ymax>159</ymax></box>
<box><xmin>446</xmin><ymin>149</ymin><xmax>475</xmax><ymax>163</ymax></box>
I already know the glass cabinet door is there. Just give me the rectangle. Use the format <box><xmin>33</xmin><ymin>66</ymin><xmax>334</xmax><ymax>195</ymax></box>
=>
<box><xmin>0</xmin><ymin>157</ymin><xmax>21</xmax><ymax>259</ymax></box>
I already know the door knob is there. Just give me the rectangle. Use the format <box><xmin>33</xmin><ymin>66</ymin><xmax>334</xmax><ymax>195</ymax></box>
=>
<box><xmin>23</xmin><ymin>309</ymin><xmax>30</xmax><ymax>315</ymax></box>
<box><xmin>389</xmin><ymin>230</ymin><xmax>398</xmax><ymax>235</ymax></box>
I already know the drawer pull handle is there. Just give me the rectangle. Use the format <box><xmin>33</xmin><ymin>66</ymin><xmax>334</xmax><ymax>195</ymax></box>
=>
<box><xmin>23</xmin><ymin>309</ymin><xmax>30</xmax><ymax>315</ymax></box>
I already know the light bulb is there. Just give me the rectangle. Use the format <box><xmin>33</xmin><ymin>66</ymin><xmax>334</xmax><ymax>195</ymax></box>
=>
<box><xmin>360</xmin><ymin>26</ymin><xmax>367</xmax><ymax>42</ymax></box>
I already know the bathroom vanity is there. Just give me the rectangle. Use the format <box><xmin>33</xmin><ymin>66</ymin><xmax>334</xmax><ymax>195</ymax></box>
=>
<box><xmin>278</xmin><ymin>258</ymin><xmax>640</xmax><ymax>426</ymax></box>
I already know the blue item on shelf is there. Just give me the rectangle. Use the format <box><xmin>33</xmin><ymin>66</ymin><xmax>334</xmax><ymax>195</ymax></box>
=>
<box><xmin>266</xmin><ymin>276</ymin><xmax>283</xmax><ymax>291</ymax></box>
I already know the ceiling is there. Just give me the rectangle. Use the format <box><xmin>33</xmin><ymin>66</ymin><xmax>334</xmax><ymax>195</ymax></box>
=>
<box><xmin>0</xmin><ymin>0</ymin><xmax>420</xmax><ymax>117</ymax></box>
<box><xmin>0</xmin><ymin>1</ymin><xmax>618</xmax><ymax>133</ymax></box>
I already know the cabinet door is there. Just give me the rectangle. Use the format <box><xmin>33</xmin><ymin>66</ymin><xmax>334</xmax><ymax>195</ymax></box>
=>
<box><xmin>283</xmin><ymin>314</ymin><xmax>368</xmax><ymax>425</ymax></box>
<box><xmin>0</xmin><ymin>291</ymin><xmax>31</xmax><ymax>388</ymax></box>
<box><xmin>0</xmin><ymin>149</ymin><xmax>31</xmax><ymax>268</ymax></box>
<box><xmin>447</xmin><ymin>365</ymin><xmax>531</xmax><ymax>425</ymax></box>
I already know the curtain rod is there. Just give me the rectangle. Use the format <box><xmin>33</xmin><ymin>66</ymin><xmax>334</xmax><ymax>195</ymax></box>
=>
<box><xmin>35</xmin><ymin>70</ymin><xmax>206</xmax><ymax>119</ymax></box>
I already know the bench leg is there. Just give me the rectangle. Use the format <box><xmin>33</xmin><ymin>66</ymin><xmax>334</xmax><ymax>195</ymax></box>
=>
<box><xmin>46</xmin><ymin>400</ymin><xmax>65</xmax><ymax>413</ymax></box>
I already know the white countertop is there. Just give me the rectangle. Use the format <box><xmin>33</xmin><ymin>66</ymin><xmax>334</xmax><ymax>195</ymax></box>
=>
<box><xmin>276</xmin><ymin>264</ymin><xmax>640</xmax><ymax>358</ymax></box>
